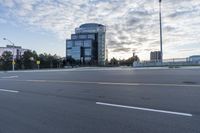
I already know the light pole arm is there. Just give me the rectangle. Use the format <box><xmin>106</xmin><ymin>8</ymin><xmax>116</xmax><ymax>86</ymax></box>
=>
<box><xmin>3</xmin><ymin>38</ymin><xmax>15</xmax><ymax>46</ymax></box>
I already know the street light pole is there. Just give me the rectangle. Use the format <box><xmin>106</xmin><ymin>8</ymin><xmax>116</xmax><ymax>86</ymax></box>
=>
<box><xmin>3</xmin><ymin>38</ymin><xmax>15</xmax><ymax>71</ymax></box>
<box><xmin>159</xmin><ymin>0</ymin><xmax>163</xmax><ymax>63</ymax></box>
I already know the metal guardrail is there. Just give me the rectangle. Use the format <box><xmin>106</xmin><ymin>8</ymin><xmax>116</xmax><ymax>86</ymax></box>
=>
<box><xmin>133</xmin><ymin>58</ymin><xmax>200</xmax><ymax>67</ymax></box>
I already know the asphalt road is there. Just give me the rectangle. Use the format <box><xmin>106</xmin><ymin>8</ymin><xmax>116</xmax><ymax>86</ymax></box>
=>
<box><xmin>0</xmin><ymin>67</ymin><xmax>200</xmax><ymax>133</ymax></box>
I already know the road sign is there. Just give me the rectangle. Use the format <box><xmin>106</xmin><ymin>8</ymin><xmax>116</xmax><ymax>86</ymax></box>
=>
<box><xmin>12</xmin><ymin>61</ymin><xmax>15</xmax><ymax>65</ymax></box>
<box><xmin>36</xmin><ymin>61</ymin><xmax>40</xmax><ymax>65</ymax></box>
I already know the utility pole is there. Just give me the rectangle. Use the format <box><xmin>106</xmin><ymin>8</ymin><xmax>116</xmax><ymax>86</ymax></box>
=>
<box><xmin>3</xmin><ymin>38</ymin><xmax>15</xmax><ymax>71</ymax></box>
<box><xmin>159</xmin><ymin>0</ymin><xmax>163</xmax><ymax>63</ymax></box>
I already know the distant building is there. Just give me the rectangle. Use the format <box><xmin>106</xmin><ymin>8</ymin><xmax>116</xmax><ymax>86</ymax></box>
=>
<box><xmin>0</xmin><ymin>45</ymin><xmax>29</xmax><ymax>59</ymax></box>
<box><xmin>188</xmin><ymin>55</ymin><xmax>200</xmax><ymax>62</ymax></box>
<box><xmin>150</xmin><ymin>51</ymin><xmax>162</xmax><ymax>62</ymax></box>
<box><xmin>66</xmin><ymin>23</ymin><xmax>107</xmax><ymax>65</ymax></box>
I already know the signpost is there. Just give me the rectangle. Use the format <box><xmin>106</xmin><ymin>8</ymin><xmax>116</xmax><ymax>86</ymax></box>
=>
<box><xmin>36</xmin><ymin>60</ymin><xmax>40</xmax><ymax>69</ymax></box>
<box><xmin>12</xmin><ymin>61</ymin><xmax>16</xmax><ymax>66</ymax></box>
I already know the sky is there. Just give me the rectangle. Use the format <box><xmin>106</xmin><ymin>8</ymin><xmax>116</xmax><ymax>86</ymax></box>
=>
<box><xmin>0</xmin><ymin>0</ymin><xmax>200</xmax><ymax>61</ymax></box>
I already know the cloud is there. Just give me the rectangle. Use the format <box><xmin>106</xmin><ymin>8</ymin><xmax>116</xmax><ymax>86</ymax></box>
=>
<box><xmin>0</xmin><ymin>0</ymin><xmax>200</xmax><ymax>59</ymax></box>
<box><xmin>112</xmin><ymin>47</ymin><xmax>130</xmax><ymax>53</ymax></box>
<box><xmin>0</xmin><ymin>18</ymin><xmax>7</xmax><ymax>23</ymax></box>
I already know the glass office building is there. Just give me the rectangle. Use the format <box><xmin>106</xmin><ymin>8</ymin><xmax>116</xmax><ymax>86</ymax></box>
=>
<box><xmin>66</xmin><ymin>23</ymin><xmax>107</xmax><ymax>65</ymax></box>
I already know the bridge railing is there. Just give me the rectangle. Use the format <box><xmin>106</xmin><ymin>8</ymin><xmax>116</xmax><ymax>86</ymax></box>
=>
<box><xmin>133</xmin><ymin>58</ymin><xmax>200</xmax><ymax>67</ymax></box>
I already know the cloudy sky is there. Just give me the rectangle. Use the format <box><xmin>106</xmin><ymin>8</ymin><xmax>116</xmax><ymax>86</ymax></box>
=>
<box><xmin>0</xmin><ymin>0</ymin><xmax>200</xmax><ymax>60</ymax></box>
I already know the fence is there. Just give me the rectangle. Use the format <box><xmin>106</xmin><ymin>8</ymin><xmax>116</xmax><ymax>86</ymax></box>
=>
<box><xmin>133</xmin><ymin>58</ymin><xmax>200</xmax><ymax>67</ymax></box>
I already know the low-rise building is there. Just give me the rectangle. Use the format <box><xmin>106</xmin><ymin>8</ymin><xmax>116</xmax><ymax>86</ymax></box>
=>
<box><xmin>0</xmin><ymin>45</ymin><xmax>29</xmax><ymax>59</ymax></box>
<box><xmin>188</xmin><ymin>55</ymin><xmax>200</xmax><ymax>63</ymax></box>
<box><xmin>150</xmin><ymin>51</ymin><xmax>162</xmax><ymax>62</ymax></box>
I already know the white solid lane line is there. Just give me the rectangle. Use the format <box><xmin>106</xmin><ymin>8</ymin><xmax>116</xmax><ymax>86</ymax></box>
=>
<box><xmin>96</xmin><ymin>102</ymin><xmax>193</xmax><ymax>117</ymax></box>
<box><xmin>0</xmin><ymin>89</ymin><xmax>19</xmax><ymax>93</ymax></box>
<box><xmin>1</xmin><ymin>76</ymin><xmax>18</xmax><ymax>79</ymax></box>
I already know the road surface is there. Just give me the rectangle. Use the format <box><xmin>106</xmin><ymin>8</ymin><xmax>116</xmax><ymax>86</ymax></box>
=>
<box><xmin>0</xmin><ymin>67</ymin><xmax>200</xmax><ymax>133</ymax></box>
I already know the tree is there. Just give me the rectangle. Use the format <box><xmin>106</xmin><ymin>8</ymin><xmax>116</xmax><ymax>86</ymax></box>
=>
<box><xmin>22</xmin><ymin>50</ymin><xmax>38</xmax><ymax>69</ymax></box>
<box><xmin>66</xmin><ymin>56</ymin><xmax>76</xmax><ymax>66</ymax></box>
<box><xmin>125</xmin><ymin>55</ymin><xmax>139</xmax><ymax>65</ymax></box>
<box><xmin>0</xmin><ymin>51</ymin><xmax>12</xmax><ymax>70</ymax></box>
<box><xmin>110</xmin><ymin>57</ymin><xmax>119</xmax><ymax>66</ymax></box>
<box><xmin>105</xmin><ymin>59</ymin><xmax>109</xmax><ymax>65</ymax></box>
<box><xmin>38</xmin><ymin>53</ymin><xmax>63</xmax><ymax>68</ymax></box>
<box><xmin>119</xmin><ymin>55</ymin><xmax>140</xmax><ymax>66</ymax></box>
<box><xmin>0</xmin><ymin>49</ymin><xmax>65</xmax><ymax>70</ymax></box>
<box><xmin>51</xmin><ymin>55</ymin><xmax>63</xmax><ymax>68</ymax></box>
<box><xmin>38</xmin><ymin>53</ymin><xmax>48</xmax><ymax>68</ymax></box>
<box><xmin>16</xmin><ymin>58</ymin><xmax>23</xmax><ymax>70</ymax></box>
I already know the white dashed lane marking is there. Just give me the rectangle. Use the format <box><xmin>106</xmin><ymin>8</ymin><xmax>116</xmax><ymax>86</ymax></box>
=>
<box><xmin>0</xmin><ymin>89</ymin><xmax>19</xmax><ymax>93</ymax></box>
<box><xmin>1</xmin><ymin>76</ymin><xmax>18</xmax><ymax>79</ymax></box>
<box><xmin>96</xmin><ymin>102</ymin><xmax>193</xmax><ymax>117</ymax></box>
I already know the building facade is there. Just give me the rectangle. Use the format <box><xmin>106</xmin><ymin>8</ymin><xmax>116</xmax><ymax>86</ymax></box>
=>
<box><xmin>188</xmin><ymin>55</ymin><xmax>200</xmax><ymax>63</ymax></box>
<box><xmin>150</xmin><ymin>51</ymin><xmax>162</xmax><ymax>62</ymax></box>
<box><xmin>0</xmin><ymin>45</ymin><xmax>29</xmax><ymax>59</ymax></box>
<box><xmin>66</xmin><ymin>23</ymin><xmax>107</xmax><ymax>65</ymax></box>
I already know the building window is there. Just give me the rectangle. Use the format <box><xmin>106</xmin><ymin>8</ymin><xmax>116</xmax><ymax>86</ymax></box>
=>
<box><xmin>75</xmin><ymin>40</ymin><xmax>83</xmax><ymax>47</ymax></box>
<box><xmin>88</xmin><ymin>34</ymin><xmax>95</xmax><ymax>40</ymax></box>
<box><xmin>67</xmin><ymin>49</ymin><xmax>72</xmax><ymax>56</ymax></box>
<box><xmin>71</xmin><ymin>34</ymin><xmax>78</xmax><ymax>39</ymax></box>
<box><xmin>85</xmin><ymin>57</ymin><xmax>91</xmax><ymax>61</ymax></box>
<box><xmin>79</xmin><ymin>34</ymin><xmax>87</xmax><ymax>39</ymax></box>
<box><xmin>84</xmin><ymin>40</ymin><xmax>92</xmax><ymax>47</ymax></box>
<box><xmin>84</xmin><ymin>48</ymin><xmax>92</xmax><ymax>56</ymax></box>
<box><xmin>71</xmin><ymin>46</ymin><xmax>81</xmax><ymax>60</ymax></box>
<box><xmin>67</xmin><ymin>41</ymin><xmax>73</xmax><ymax>48</ymax></box>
